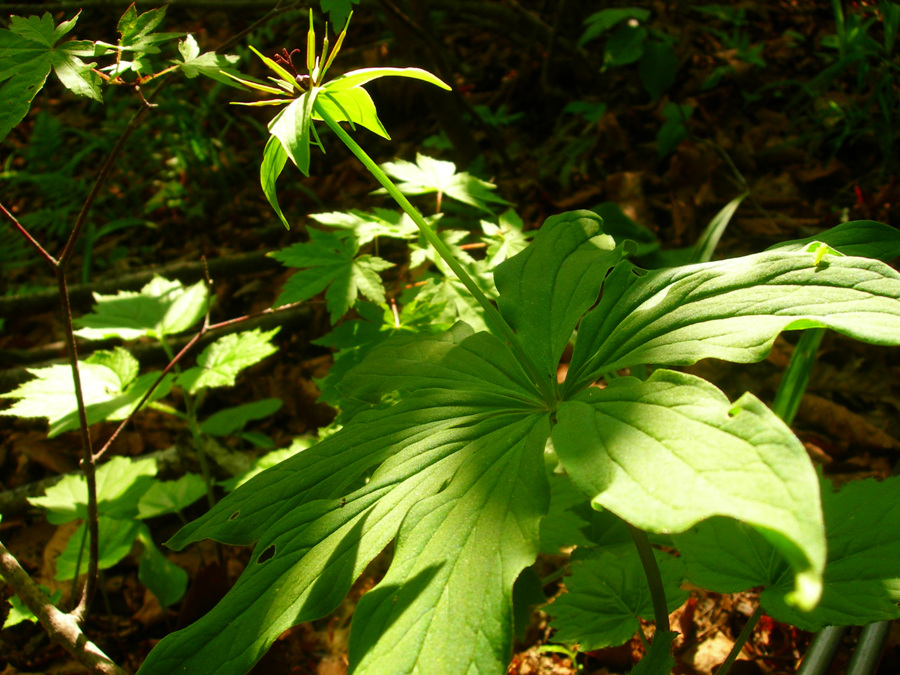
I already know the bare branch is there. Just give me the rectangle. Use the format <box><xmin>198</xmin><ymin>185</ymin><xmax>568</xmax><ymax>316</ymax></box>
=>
<box><xmin>0</xmin><ymin>540</ymin><xmax>127</xmax><ymax>675</ymax></box>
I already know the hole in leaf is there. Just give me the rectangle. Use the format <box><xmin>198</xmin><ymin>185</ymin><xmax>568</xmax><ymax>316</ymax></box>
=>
<box><xmin>257</xmin><ymin>545</ymin><xmax>276</xmax><ymax>564</ymax></box>
<box><xmin>229</xmin><ymin>510</ymin><xmax>240</xmax><ymax>521</ymax></box>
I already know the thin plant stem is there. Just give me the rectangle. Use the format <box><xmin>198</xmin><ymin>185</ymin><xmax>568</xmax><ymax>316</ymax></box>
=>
<box><xmin>0</xmin><ymin>203</ymin><xmax>58</xmax><ymax>268</ymax></box>
<box><xmin>719</xmin><ymin>329</ymin><xmax>825</xmax><ymax>670</ymax></box>
<box><xmin>159</xmin><ymin>337</ymin><xmax>216</xmax><ymax>509</ymax></box>
<box><xmin>716</xmin><ymin>604</ymin><xmax>763</xmax><ymax>675</ymax></box>
<box><xmin>628</xmin><ymin>524</ymin><xmax>670</xmax><ymax>633</ymax></box>
<box><xmin>771</xmin><ymin>328</ymin><xmax>826</xmax><ymax>426</ymax></box>
<box><xmin>316</xmin><ymin>106</ymin><xmax>557</xmax><ymax>406</ymax></box>
<box><xmin>57</xmin><ymin>272</ymin><xmax>99</xmax><ymax>621</ymax></box>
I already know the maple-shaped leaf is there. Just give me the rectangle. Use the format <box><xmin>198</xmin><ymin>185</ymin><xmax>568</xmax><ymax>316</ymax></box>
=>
<box><xmin>176</xmin><ymin>328</ymin><xmax>280</xmax><ymax>395</ymax></box>
<box><xmin>74</xmin><ymin>276</ymin><xmax>209</xmax><ymax>341</ymax></box>
<box><xmin>0</xmin><ymin>349</ymin><xmax>172</xmax><ymax>437</ymax></box>
<box><xmin>269</xmin><ymin>228</ymin><xmax>393</xmax><ymax>322</ymax></box>
<box><xmin>309</xmin><ymin>207</ymin><xmax>424</xmax><ymax>245</ymax></box>
<box><xmin>0</xmin><ymin>12</ymin><xmax>102</xmax><ymax>142</ymax></box>
<box><xmin>174</xmin><ymin>34</ymin><xmax>241</xmax><ymax>86</ymax></box>
<box><xmin>481</xmin><ymin>209</ymin><xmax>533</xmax><ymax>268</ymax></box>
<box><xmin>375</xmin><ymin>153</ymin><xmax>511</xmax><ymax>213</ymax></box>
<box><xmin>116</xmin><ymin>4</ymin><xmax>181</xmax><ymax>56</ymax></box>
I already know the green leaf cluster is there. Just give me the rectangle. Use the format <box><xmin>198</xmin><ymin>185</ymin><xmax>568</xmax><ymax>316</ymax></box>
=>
<box><xmin>137</xmin><ymin>213</ymin><xmax>900</xmax><ymax>674</ymax></box>
<box><xmin>30</xmin><ymin>456</ymin><xmax>204</xmax><ymax>607</ymax></box>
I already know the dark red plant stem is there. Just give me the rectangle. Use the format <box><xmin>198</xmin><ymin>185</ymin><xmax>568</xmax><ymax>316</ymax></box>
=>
<box><xmin>0</xmin><ymin>203</ymin><xmax>58</xmax><ymax>269</ymax></box>
<box><xmin>93</xmin><ymin>330</ymin><xmax>203</xmax><ymax>463</ymax></box>
<box><xmin>58</xmin><ymin>93</ymin><xmax>155</xmax><ymax>267</ymax></box>
<box><xmin>56</xmin><ymin>272</ymin><xmax>99</xmax><ymax>621</ymax></box>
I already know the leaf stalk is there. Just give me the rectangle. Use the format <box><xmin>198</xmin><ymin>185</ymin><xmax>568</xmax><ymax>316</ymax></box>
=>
<box><xmin>316</xmin><ymin>105</ymin><xmax>557</xmax><ymax>405</ymax></box>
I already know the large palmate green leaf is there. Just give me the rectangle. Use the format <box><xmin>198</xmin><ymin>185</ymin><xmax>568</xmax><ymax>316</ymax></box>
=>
<box><xmin>137</xmin><ymin>326</ymin><xmax>549</xmax><ymax>675</ymax></box>
<box><xmin>494</xmin><ymin>210</ymin><xmax>625</xmax><ymax>385</ymax></box>
<box><xmin>564</xmin><ymin>247</ymin><xmax>900</xmax><ymax>394</ymax></box>
<box><xmin>554</xmin><ymin>370</ymin><xmax>825</xmax><ymax>610</ymax></box>
<box><xmin>675</xmin><ymin>474</ymin><xmax>900</xmax><ymax>631</ymax></box>
<box><xmin>139</xmin><ymin>211</ymin><xmax>900</xmax><ymax>674</ymax></box>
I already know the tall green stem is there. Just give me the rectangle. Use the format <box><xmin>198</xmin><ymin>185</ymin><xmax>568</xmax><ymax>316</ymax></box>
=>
<box><xmin>628</xmin><ymin>524</ymin><xmax>669</xmax><ymax>632</ymax></box>
<box><xmin>317</xmin><ymin>106</ymin><xmax>556</xmax><ymax>405</ymax></box>
<box><xmin>771</xmin><ymin>328</ymin><xmax>826</xmax><ymax>426</ymax></box>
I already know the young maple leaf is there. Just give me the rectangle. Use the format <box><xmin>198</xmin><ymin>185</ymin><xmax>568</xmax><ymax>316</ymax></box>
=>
<box><xmin>269</xmin><ymin>228</ymin><xmax>393</xmax><ymax>322</ymax></box>
<box><xmin>0</xmin><ymin>12</ymin><xmax>102</xmax><ymax>142</ymax></box>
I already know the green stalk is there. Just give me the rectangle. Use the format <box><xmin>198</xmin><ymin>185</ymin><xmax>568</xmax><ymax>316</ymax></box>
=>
<box><xmin>316</xmin><ymin>106</ymin><xmax>556</xmax><ymax>405</ymax></box>
<box><xmin>716</xmin><ymin>604</ymin><xmax>762</xmax><ymax>675</ymax></box>
<box><xmin>628</xmin><ymin>524</ymin><xmax>669</xmax><ymax>633</ymax></box>
<box><xmin>160</xmin><ymin>337</ymin><xmax>216</xmax><ymax>509</ymax></box>
<box><xmin>771</xmin><ymin>328</ymin><xmax>826</xmax><ymax>426</ymax></box>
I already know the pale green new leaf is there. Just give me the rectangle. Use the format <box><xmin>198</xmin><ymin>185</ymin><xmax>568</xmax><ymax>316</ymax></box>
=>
<box><xmin>176</xmin><ymin>328</ymin><xmax>279</xmax><ymax>395</ymax></box>
<box><xmin>324</xmin><ymin>66</ymin><xmax>450</xmax><ymax>93</ymax></box>
<box><xmin>310</xmin><ymin>208</ymin><xmax>422</xmax><ymax>245</ymax></box>
<box><xmin>675</xmin><ymin>475</ymin><xmax>900</xmax><ymax>631</ymax></box>
<box><xmin>0</xmin><ymin>362</ymin><xmax>121</xmax><ymax>428</ymax></box>
<box><xmin>481</xmin><ymin>209</ymin><xmax>533</xmax><ymax>267</ymax></box>
<box><xmin>0</xmin><ymin>12</ymin><xmax>101</xmax><ymax>142</ymax></box>
<box><xmin>376</xmin><ymin>153</ymin><xmax>511</xmax><ymax>212</ymax></box>
<box><xmin>315</xmin><ymin>88</ymin><xmax>389</xmax><ymax>138</ymax></box>
<box><xmin>55</xmin><ymin>517</ymin><xmax>142</xmax><ymax>580</ymax></box>
<box><xmin>86</xmin><ymin>347</ymin><xmax>139</xmax><ymax>388</ymax></box>
<box><xmin>270</xmin><ymin>229</ymin><xmax>393</xmax><ymax>321</ymax></box>
<box><xmin>3</xmin><ymin>588</ymin><xmax>62</xmax><ymax>629</ymax></box>
<box><xmin>548</xmin><ymin>545</ymin><xmax>687</xmax><ymax>650</ymax></box>
<box><xmin>494</xmin><ymin>210</ymin><xmax>625</xmax><ymax>385</ymax></box>
<box><xmin>565</xmin><ymin>248</ymin><xmax>900</xmax><ymax>394</ymax></box>
<box><xmin>75</xmin><ymin>276</ymin><xmax>209</xmax><ymax>341</ymax></box>
<box><xmin>269</xmin><ymin>87</ymin><xmax>321</xmax><ymax>176</ymax></box>
<box><xmin>30</xmin><ymin>456</ymin><xmax>158</xmax><ymax>524</ymax></box>
<box><xmin>48</xmin><ymin>371</ymin><xmax>174</xmax><ymax>437</ymax></box>
<box><xmin>0</xmin><ymin>356</ymin><xmax>169</xmax><ymax>437</ymax></box>
<box><xmin>174</xmin><ymin>34</ymin><xmax>242</xmax><ymax>86</ymax></box>
<box><xmin>553</xmin><ymin>369</ymin><xmax>825</xmax><ymax>610</ymax></box>
<box><xmin>261</xmin><ymin>135</ymin><xmax>290</xmax><ymax>229</ymax></box>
